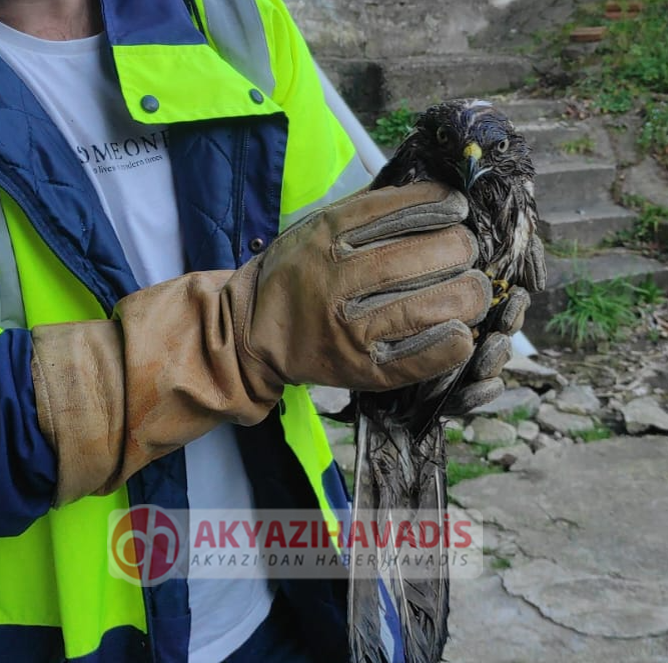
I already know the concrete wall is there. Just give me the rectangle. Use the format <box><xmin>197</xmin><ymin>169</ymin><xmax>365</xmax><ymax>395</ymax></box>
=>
<box><xmin>285</xmin><ymin>0</ymin><xmax>579</xmax><ymax>59</ymax></box>
<box><xmin>284</xmin><ymin>0</ymin><xmax>492</xmax><ymax>58</ymax></box>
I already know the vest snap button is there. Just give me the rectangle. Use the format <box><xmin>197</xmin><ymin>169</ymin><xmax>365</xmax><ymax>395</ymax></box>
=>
<box><xmin>249</xmin><ymin>88</ymin><xmax>264</xmax><ymax>104</ymax></box>
<box><xmin>249</xmin><ymin>237</ymin><xmax>265</xmax><ymax>253</ymax></box>
<box><xmin>140</xmin><ymin>95</ymin><xmax>160</xmax><ymax>113</ymax></box>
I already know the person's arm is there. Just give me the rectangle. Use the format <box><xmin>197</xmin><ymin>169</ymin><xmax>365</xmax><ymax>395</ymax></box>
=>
<box><xmin>0</xmin><ymin>329</ymin><xmax>57</xmax><ymax>535</ymax></box>
<box><xmin>30</xmin><ymin>183</ymin><xmax>490</xmax><ymax>507</ymax></box>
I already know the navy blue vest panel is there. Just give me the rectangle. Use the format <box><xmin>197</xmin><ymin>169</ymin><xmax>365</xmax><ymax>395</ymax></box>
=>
<box><xmin>0</xmin><ymin>57</ymin><xmax>140</xmax><ymax>315</ymax></box>
<box><xmin>0</xmin><ymin>624</ymin><xmax>65</xmax><ymax>663</ymax></box>
<box><xmin>169</xmin><ymin>115</ymin><xmax>287</xmax><ymax>272</ymax></box>
<box><xmin>101</xmin><ymin>0</ymin><xmax>206</xmax><ymax>47</ymax></box>
<box><xmin>0</xmin><ymin>329</ymin><xmax>57</xmax><ymax>537</ymax></box>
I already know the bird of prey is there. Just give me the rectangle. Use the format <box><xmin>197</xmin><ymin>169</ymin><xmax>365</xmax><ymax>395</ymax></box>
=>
<box><xmin>347</xmin><ymin>99</ymin><xmax>544</xmax><ymax>663</ymax></box>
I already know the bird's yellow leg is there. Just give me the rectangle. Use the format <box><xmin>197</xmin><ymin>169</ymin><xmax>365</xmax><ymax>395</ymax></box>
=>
<box><xmin>487</xmin><ymin>273</ymin><xmax>510</xmax><ymax>307</ymax></box>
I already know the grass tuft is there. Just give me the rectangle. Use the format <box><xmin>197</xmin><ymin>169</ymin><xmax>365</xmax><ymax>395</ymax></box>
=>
<box><xmin>448</xmin><ymin>461</ymin><xmax>502</xmax><ymax>486</ymax></box>
<box><xmin>369</xmin><ymin>103</ymin><xmax>417</xmax><ymax>146</ymax></box>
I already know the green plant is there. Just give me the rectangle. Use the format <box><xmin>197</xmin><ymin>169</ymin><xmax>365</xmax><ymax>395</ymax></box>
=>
<box><xmin>634</xmin><ymin>275</ymin><xmax>666</xmax><ymax>306</ymax></box>
<box><xmin>448</xmin><ymin>461</ymin><xmax>502</xmax><ymax>486</ymax></box>
<box><xmin>547</xmin><ymin>276</ymin><xmax>638</xmax><ymax>345</ymax></box>
<box><xmin>617</xmin><ymin>194</ymin><xmax>668</xmax><ymax>246</ymax></box>
<box><xmin>592</xmin><ymin>86</ymin><xmax>635</xmax><ymax>115</ymax></box>
<box><xmin>500</xmin><ymin>407</ymin><xmax>533</xmax><ymax>425</ymax></box>
<box><xmin>548</xmin><ymin>269</ymin><xmax>666</xmax><ymax>346</ymax></box>
<box><xmin>648</xmin><ymin>328</ymin><xmax>662</xmax><ymax>343</ymax></box>
<box><xmin>576</xmin><ymin>425</ymin><xmax>612</xmax><ymax>442</ymax></box>
<box><xmin>560</xmin><ymin>135</ymin><xmax>596</xmax><ymax>155</ymax></box>
<box><xmin>445</xmin><ymin>426</ymin><xmax>464</xmax><ymax>444</ymax></box>
<box><xmin>639</xmin><ymin>102</ymin><xmax>668</xmax><ymax>163</ymax></box>
<box><xmin>491</xmin><ymin>556</ymin><xmax>513</xmax><ymax>570</ymax></box>
<box><xmin>369</xmin><ymin>103</ymin><xmax>417</xmax><ymax>146</ymax></box>
<box><xmin>469</xmin><ymin>442</ymin><xmax>498</xmax><ymax>458</ymax></box>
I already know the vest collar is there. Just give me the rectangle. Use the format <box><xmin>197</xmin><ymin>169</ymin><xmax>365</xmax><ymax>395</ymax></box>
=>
<box><xmin>100</xmin><ymin>0</ymin><xmax>282</xmax><ymax>124</ymax></box>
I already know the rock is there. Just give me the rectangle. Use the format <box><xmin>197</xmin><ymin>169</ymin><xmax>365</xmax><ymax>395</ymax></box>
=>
<box><xmin>448</xmin><ymin>435</ymin><xmax>668</xmax><ymax>662</ymax></box>
<box><xmin>469</xmin><ymin>417</ymin><xmax>517</xmax><ymax>447</ymax></box>
<box><xmin>517</xmin><ymin>420</ymin><xmax>540</xmax><ymax>443</ymax></box>
<box><xmin>608</xmin><ymin>398</ymin><xmax>624</xmax><ymax>412</ymax></box>
<box><xmin>542</xmin><ymin>389</ymin><xmax>557</xmax><ymax>403</ymax></box>
<box><xmin>472</xmin><ymin>387</ymin><xmax>541</xmax><ymax>418</ymax></box>
<box><xmin>502</xmin><ymin>352</ymin><xmax>565</xmax><ymax>390</ymax></box>
<box><xmin>332</xmin><ymin>444</ymin><xmax>356</xmax><ymax>471</ymax></box>
<box><xmin>488</xmin><ymin>443</ymin><xmax>532</xmax><ymax>469</ymax></box>
<box><xmin>530</xmin><ymin>433</ymin><xmax>559</xmax><ymax>452</ymax></box>
<box><xmin>622</xmin><ymin>396</ymin><xmax>668</xmax><ymax>434</ymax></box>
<box><xmin>536</xmin><ymin>403</ymin><xmax>596</xmax><ymax>436</ymax></box>
<box><xmin>309</xmin><ymin>386</ymin><xmax>350</xmax><ymax>414</ymax></box>
<box><xmin>530</xmin><ymin>433</ymin><xmax>575</xmax><ymax>453</ymax></box>
<box><xmin>502</xmin><ymin>560</ymin><xmax>668</xmax><ymax>639</ymax></box>
<box><xmin>463</xmin><ymin>425</ymin><xmax>475</xmax><ymax>443</ymax></box>
<box><xmin>554</xmin><ymin>384</ymin><xmax>601</xmax><ymax>415</ymax></box>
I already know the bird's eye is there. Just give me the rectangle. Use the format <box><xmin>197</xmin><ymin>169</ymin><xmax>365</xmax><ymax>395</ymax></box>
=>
<box><xmin>436</xmin><ymin>126</ymin><xmax>449</xmax><ymax>145</ymax></box>
<box><xmin>497</xmin><ymin>138</ymin><xmax>510</xmax><ymax>153</ymax></box>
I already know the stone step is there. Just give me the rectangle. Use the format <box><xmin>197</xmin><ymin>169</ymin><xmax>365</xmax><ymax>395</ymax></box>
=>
<box><xmin>382</xmin><ymin>54</ymin><xmax>533</xmax><ymax>109</ymax></box>
<box><xmin>538</xmin><ymin>202</ymin><xmax>636</xmax><ymax>245</ymax></box>
<box><xmin>321</xmin><ymin>53</ymin><xmax>532</xmax><ymax>120</ymax></box>
<box><xmin>517</xmin><ymin>120</ymin><xmax>613</xmax><ymax>160</ymax></box>
<box><xmin>523</xmin><ymin>250</ymin><xmax>668</xmax><ymax>347</ymax></box>
<box><xmin>492</xmin><ymin>97</ymin><xmax>566</xmax><ymax>122</ymax></box>
<box><xmin>534</xmin><ymin>158</ymin><xmax>616</xmax><ymax>211</ymax></box>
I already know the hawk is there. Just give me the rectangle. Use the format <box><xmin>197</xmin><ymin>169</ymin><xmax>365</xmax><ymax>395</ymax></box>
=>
<box><xmin>347</xmin><ymin>99</ymin><xmax>545</xmax><ymax>663</ymax></box>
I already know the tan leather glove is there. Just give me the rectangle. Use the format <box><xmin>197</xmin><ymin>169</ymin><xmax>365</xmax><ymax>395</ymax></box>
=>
<box><xmin>31</xmin><ymin>182</ymin><xmax>492</xmax><ymax>504</ymax></box>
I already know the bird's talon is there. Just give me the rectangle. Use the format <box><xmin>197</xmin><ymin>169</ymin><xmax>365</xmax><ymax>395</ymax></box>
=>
<box><xmin>491</xmin><ymin>292</ymin><xmax>510</xmax><ymax>306</ymax></box>
<box><xmin>490</xmin><ymin>278</ymin><xmax>510</xmax><ymax>307</ymax></box>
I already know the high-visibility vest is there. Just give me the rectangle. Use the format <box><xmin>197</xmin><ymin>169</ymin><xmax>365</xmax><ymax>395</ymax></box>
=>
<box><xmin>0</xmin><ymin>2</ymin><xmax>370</xmax><ymax>661</ymax></box>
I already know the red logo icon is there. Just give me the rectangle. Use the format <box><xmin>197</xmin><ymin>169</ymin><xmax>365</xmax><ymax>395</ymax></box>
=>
<box><xmin>109</xmin><ymin>505</ymin><xmax>181</xmax><ymax>586</ymax></box>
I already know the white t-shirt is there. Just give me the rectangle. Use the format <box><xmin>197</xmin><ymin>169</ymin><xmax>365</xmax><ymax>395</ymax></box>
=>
<box><xmin>0</xmin><ymin>23</ymin><xmax>273</xmax><ymax>663</ymax></box>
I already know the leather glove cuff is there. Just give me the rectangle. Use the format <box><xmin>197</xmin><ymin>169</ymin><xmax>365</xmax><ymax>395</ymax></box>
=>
<box><xmin>31</xmin><ymin>270</ymin><xmax>278</xmax><ymax>506</ymax></box>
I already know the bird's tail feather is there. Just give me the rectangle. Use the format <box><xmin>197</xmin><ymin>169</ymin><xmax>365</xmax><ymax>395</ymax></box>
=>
<box><xmin>349</xmin><ymin>405</ymin><xmax>449</xmax><ymax>663</ymax></box>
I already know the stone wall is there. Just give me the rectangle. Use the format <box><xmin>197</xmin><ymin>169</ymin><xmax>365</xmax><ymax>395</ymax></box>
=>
<box><xmin>284</xmin><ymin>0</ymin><xmax>492</xmax><ymax>59</ymax></box>
<box><xmin>284</xmin><ymin>0</ymin><xmax>578</xmax><ymax>59</ymax></box>
<box><xmin>284</xmin><ymin>0</ymin><xmax>579</xmax><ymax>117</ymax></box>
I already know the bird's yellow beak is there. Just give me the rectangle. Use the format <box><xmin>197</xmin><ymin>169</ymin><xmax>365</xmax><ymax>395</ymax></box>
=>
<box><xmin>459</xmin><ymin>142</ymin><xmax>484</xmax><ymax>191</ymax></box>
<box><xmin>463</xmin><ymin>142</ymin><xmax>483</xmax><ymax>161</ymax></box>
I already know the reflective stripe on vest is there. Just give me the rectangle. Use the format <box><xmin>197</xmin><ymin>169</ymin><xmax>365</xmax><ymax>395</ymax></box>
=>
<box><xmin>0</xmin><ymin>202</ymin><xmax>25</xmax><ymax>331</ymax></box>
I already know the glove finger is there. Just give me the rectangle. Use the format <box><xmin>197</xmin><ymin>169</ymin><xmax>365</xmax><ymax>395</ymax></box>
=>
<box><xmin>521</xmin><ymin>234</ymin><xmax>547</xmax><ymax>293</ymax></box>
<box><xmin>468</xmin><ymin>332</ymin><xmax>512</xmax><ymax>381</ymax></box>
<box><xmin>338</xmin><ymin>224</ymin><xmax>479</xmax><ymax>297</ymax></box>
<box><xmin>441</xmin><ymin>377</ymin><xmax>505</xmax><ymax>416</ymax></box>
<box><xmin>495</xmin><ymin>286</ymin><xmax>531</xmax><ymax>336</ymax></box>
<box><xmin>335</xmin><ymin>182</ymin><xmax>469</xmax><ymax>241</ymax></box>
<box><xmin>367</xmin><ymin>319</ymin><xmax>476</xmax><ymax>391</ymax></box>
<box><xmin>354</xmin><ymin>270</ymin><xmax>492</xmax><ymax>343</ymax></box>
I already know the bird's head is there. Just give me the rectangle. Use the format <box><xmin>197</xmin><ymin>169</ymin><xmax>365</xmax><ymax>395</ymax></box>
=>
<box><xmin>410</xmin><ymin>99</ymin><xmax>534</xmax><ymax>193</ymax></box>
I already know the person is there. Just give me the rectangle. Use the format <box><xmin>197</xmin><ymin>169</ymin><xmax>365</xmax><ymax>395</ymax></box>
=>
<box><xmin>0</xmin><ymin>1</ymin><xmax>545</xmax><ymax>661</ymax></box>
